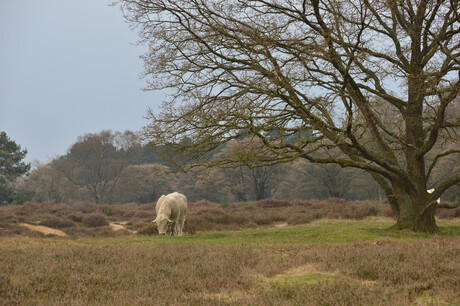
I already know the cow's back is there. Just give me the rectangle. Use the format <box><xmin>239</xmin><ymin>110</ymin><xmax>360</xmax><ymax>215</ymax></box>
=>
<box><xmin>155</xmin><ymin>195</ymin><xmax>166</xmax><ymax>215</ymax></box>
<box><xmin>157</xmin><ymin>192</ymin><xmax>187</xmax><ymax>221</ymax></box>
<box><xmin>174</xmin><ymin>193</ymin><xmax>187</xmax><ymax>219</ymax></box>
<box><xmin>166</xmin><ymin>192</ymin><xmax>187</xmax><ymax>220</ymax></box>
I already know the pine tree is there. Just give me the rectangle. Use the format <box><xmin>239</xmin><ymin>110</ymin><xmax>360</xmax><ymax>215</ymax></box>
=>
<box><xmin>0</xmin><ymin>131</ymin><xmax>31</xmax><ymax>204</ymax></box>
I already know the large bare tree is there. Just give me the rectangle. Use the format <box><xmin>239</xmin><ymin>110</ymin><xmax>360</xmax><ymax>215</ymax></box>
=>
<box><xmin>57</xmin><ymin>130</ymin><xmax>141</xmax><ymax>204</ymax></box>
<box><xmin>120</xmin><ymin>0</ymin><xmax>460</xmax><ymax>232</ymax></box>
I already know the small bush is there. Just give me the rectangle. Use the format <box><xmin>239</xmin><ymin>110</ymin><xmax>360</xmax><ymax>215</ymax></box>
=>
<box><xmin>39</xmin><ymin>215</ymin><xmax>75</xmax><ymax>228</ymax></box>
<box><xmin>72</xmin><ymin>202</ymin><xmax>98</xmax><ymax>214</ymax></box>
<box><xmin>39</xmin><ymin>202</ymin><xmax>71</xmax><ymax>214</ymax></box>
<box><xmin>254</xmin><ymin>213</ymin><xmax>284</xmax><ymax>225</ymax></box>
<box><xmin>437</xmin><ymin>206</ymin><xmax>460</xmax><ymax>219</ymax></box>
<box><xmin>82</xmin><ymin>213</ymin><xmax>109</xmax><ymax>227</ymax></box>
<box><xmin>121</xmin><ymin>210</ymin><xmax>136</xmax><ymax>219</ymax></box>
<box><xmin>137</xmin><ymin>224</ymin><xmax>158</xmax><ymax>235</ymax></box>
<box><xmin>19</xmin><ymin>202</ymin><xmax>40</xmax><ymax>216</ymax></box>
<box><xmin>100</xmin><ymin>205</ymin><xmax>116</xmax><ymax>217</ymax></box>
<box><xmin>67</xmin><ymin>212</ymin><xmax>83</xmax><ymax>223</ymax></box>
<box><xmin>287</xmin><ymin>213</ymin><xmax>316</xmax><ymax>225</ymax></box>
<box><xmin>256</xmin><ymin>199</ymin><xmax>291</xmax><ymax>208</ymax></box>
<box><xmin>128</xmin><ymin>219</ymin><xmax>149</xmax><ymax>231</ymax></box>
<box><xmin>292</xmin><ymin>200</ymin><xmax>313</xmax><ymax>207</ymax></box>
<box><xmin>212</xmin><ymin>214</ymin><xmax>248</xmax><ymax>225</ymax></box>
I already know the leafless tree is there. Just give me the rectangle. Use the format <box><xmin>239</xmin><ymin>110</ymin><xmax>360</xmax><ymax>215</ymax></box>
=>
<box><xmin>22</xmin><ymin>161</ymin><xmax>76</xmax><ymax>203</ymax></box>
<box><xmin>120</xmin><ymin>0</ymin><xmax>460</xmax><ymax>232</ymax></box>
<box><xmin>57</xmin><ymin>130</ymin><xmax>141</xmax><ymax>204</ymax></box>
<box><xmin>115</xmin><ymin>163</ymin><xmax>176</xmax><ymax>203</ymax></box>
<box><xmin>207</xmin><ymin>166</ymin><xmax>249</xmax><ymax>202</ymax></box>
<box><xmin>305</xmin><ymin>163</ymin><xmax>353</xmax><ymax>199</ymax></box>
<box><xmin>209</xmin><ymin>139</ymin><xmax>286</xmax><ymax>201</ymax></box>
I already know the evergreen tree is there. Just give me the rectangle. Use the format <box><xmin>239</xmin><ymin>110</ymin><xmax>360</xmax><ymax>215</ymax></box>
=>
<box><xmin>0</xmin><ymin>131</ymin><xmax>31</xmax><ymax>204</ymax></box>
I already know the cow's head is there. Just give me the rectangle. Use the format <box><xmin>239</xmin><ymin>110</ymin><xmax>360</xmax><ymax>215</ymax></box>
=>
<box><xmin>152</xmin><ymin>216</ymin><xmax>173</xmax><ymax>235</ymax></box>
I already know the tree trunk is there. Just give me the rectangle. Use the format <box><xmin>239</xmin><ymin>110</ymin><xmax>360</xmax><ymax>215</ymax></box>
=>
<box><xmin>232</xmin><ymin>190</ymin><xmax>247</xmax><ymax>202</ymax></box>
<box><xmin>389</xmin><ymin>187</ymin><xmax>439</xmax><ymax>233</ymax></box>
<box><xmin>255</xmin><ymin>183</ymin><xmax>265</xmax><ymax>201</ymax></box>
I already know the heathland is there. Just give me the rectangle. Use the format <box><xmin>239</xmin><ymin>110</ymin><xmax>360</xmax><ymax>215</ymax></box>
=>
<box><xmin>1</xmin><ymin>199</ymin><xmax>459</xmax><ymax>305</ymax></box>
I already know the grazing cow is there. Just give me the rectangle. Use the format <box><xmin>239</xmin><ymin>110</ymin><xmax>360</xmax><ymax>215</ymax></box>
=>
<box><xmin>152</xmin><ymin>192</ymin><xmax>187</xmax><ymax>236</ymax></box>
<box><xmin>427</xmin><ymin>189</ymin><xmax>441</xmax><ymax>204</ymax></box>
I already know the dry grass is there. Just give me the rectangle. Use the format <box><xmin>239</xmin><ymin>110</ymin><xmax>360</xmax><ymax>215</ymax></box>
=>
<box><xmin>0</xmin><ymin>233</ymin><xmax>459</xmax><ymax>305</ymax></box>
<box><xmin>0</xmin><ymin>199</ymin><xmax>457</xmax><ymax>304</ymax></box>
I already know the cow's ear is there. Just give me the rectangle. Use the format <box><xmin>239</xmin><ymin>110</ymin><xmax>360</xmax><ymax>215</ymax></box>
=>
<box><xmin>152</xmin><ymin>218</ymin><xmax>157</xmax><ymax>224</ymax></box>
<box><xmin>167</xmin><ymin>219</ymin><xmax>173</xmax><ymax>224</ymax></box>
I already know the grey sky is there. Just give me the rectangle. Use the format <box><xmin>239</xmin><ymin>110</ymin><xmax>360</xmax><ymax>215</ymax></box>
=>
<box><xmin>0</xmin><ymin>0</ymin><xmax>162</xmax><ymax>164</ymax></box>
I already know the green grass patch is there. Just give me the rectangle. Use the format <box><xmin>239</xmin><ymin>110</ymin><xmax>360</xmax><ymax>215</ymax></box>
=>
<box><xmin>415</xmin><ymin>295</ymin><xmax>451</xmax><ymax>305</ymax></box>
<box><xmin>134</xmin><ymin>217</ymin><xmax>460</xmax><ymax>246</ymax></box>
<box><xmin>4</xmin><ymin>217</ymin><xmax>458</xmax><ymax>249</ymax></box>
<box><xmin>268</xmin><ymin>272</ymin><xmax>332</xmax><ymax>286</ymax></box>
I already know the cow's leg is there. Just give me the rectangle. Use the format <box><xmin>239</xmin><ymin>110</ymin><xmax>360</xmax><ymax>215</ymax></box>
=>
<box><xmin>171</xmin><ymin>222</ymin><xmax>178</xmax><ymax>236</ymax></box>
<box><xmin>167</xmin><ymin>223</ymin><xmax>174</xmax><ymax>235</ymax></box>
<box><xmin>175</xmin><ymin>222</ymin><xmax>181</xmax><ymax>236</ymax></box>
<box><xmin>178</xmin><ymin>219</ymin><xmax>185</xmax><ymax>236</ymax></box>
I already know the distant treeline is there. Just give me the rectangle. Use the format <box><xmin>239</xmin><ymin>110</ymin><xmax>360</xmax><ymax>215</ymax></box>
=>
<box><xmin>11</xmin><ymin>130</ymin><xmax>460</xmax><ymax>205</ymax></box>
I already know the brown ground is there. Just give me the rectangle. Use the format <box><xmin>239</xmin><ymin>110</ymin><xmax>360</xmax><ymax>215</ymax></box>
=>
<box><xmin>19</xmin><ymin>223</ymin><xmax>67</xmax><ymax>237</ymax></box>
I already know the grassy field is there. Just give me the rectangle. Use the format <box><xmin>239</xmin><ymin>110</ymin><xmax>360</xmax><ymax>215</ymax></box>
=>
<box><xmin>1</xmin><ymin>217</ymin><xmax>460</xmax><ymax>305</ymax></box>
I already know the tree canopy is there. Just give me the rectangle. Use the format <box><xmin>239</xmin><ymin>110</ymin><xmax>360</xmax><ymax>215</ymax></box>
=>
<box><xmin>120</xmin><ymin>0</ymin><xmax>460</xmax><ymax>232</ymax></box>
<box><xmin>0</xmin><ymin>131</ymin><xmax>31</xmax><ymax>204</ymax></box>
<box><xmin>56</xmin><ymin>130</ymin><xmax>141</xmax><ymax>204</ymax></box>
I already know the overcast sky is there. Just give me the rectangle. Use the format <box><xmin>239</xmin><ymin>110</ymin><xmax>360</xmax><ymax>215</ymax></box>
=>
<box><xmin>0</xmin><ymin>0</ymin><xmax>163</xmax><ymax>164</ymax></box>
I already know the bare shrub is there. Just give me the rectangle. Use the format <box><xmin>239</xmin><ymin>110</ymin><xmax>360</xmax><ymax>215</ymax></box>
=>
<box><xmin>38</xmin><ymin>202</ymin><xmax>71</xmax><ymax>214</ymax></box>
<box><xmin>67</xmin><ymin>212</ymin><xmax>83</xmax><ymax>223</ymax></box>
<box><xmin>99</xmin><ymin>205</ymin><xmax>121</xmax><ymax>217</ymax></box>
<box><xmin>256</xmin><ymin>199</ymin><xmax>291</xmax><ymax>208</ymax></box>
<box><xmin>184</xmin><ymin>216</ymin><xmax>212</xmax><ymax>233</ymax></box>
<box><xmin>72</xmin><ymin>201</ymin><xmax>98</xmax><ymax>214</ymax></box>
<box><xmin>120</xmin><ymin>203</ymin><xmax>140</xmax><ymax>210</ymax></box>
<box><xmin>292</xmin><ymin>200</ymin><xmax>313</xmax><ymax>207</ymax></box>
<box><xmin>287</xmin><ymin>213</ymin><xmax>316</xmax><ymax>225</ymax></box>
<box><xmin>82</xmin><ymin>213</ymin><xmax>109</xmax><ymax>227</ymax></box>
<box><xmin>253</xmin><ymin>212</ymin><xmax>283</xmax><ymax>225</ymax></box>
<box><xmin>127</xmin><ymin>219</ymin><xmax>149</xmax><ymax>230</ymax></box>
<box><xmin>212</xmin><ymin>214</ymin><xmax>249</xmax><ymax>225</ymax></box>
<box><xmin>15</xmin><ymin>202</ymin><xmax>39</xmax><ymax>216</ymax></box>
<box><xmin>436</xmin><ymin>206</ymin><xmax>460</xmax><ymax>219</ymax></box>
<box><xmin>121</xmin><ymin>210</ymin><xmax>136</xmax><ymax>219</ymax></box>
<box><xmin>137</xmin><ymin>224</ymin><xmax>158</xmax><ymax>235</ymax></box>
<box><xmin>137</xmin><ymin>203</ymin><xmax>155</xmax><ymax>211</ymax></box>
<box><xmin>0</xmin><ymin>221</ymin><xmax>29</xmax><ymax>237</ymax></box>
<box><xmin>39</xmin><ymin>215</ymin><xmax>75</xmax><ymax>228</ymax></box>
<box><xmin>190</xmin><ymin>200</ymin><xmax>215</xmax><ymax>208</ymax></box>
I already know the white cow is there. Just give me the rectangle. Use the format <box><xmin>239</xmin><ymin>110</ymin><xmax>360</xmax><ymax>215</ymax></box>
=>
<box><xmin>427</xmin><ymin>189</ymin><xmax>441</xmax><ymax>204</ymax></box>
<box><xmin>152</xmin><ymin>192</ymin><xmax>187</xmax><ymax>236</ymax></box>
